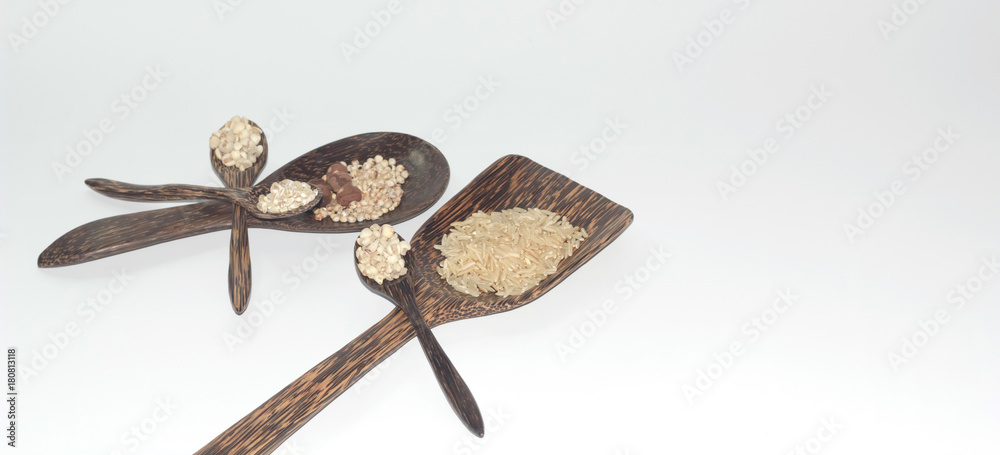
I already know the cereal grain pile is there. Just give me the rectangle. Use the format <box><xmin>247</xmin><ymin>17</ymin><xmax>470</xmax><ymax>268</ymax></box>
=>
<box><xmin>435</xmin><ymin>208</ymin><xmax>588</xmax><ymax>297</ymax></box>
<box><xmin>210</xmin><ymin>116</ymin><xmax>264</xmax><ymax>171</ymax></box>
<box><xmin>356</xmin><ymin>224</ymin><xmax>411</xmax><ymax>284</ymax></box>
<box><xmin>314</xmin><ymin>155</ymin><xmax>408</xmax><ymax>223</ymax></box>
<box><xmin>256</xmin><ymin>179</ymin><xmax>317</xmax><ymax>214</ymax></box>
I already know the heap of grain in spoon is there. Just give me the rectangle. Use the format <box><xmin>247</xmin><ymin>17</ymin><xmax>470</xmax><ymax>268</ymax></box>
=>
<box><xmin>435</xmin><ymin>208</ymin><xmax>588</xmax><ymax>297</ymax></box>
<box><xmin>210</xmin><ymin>115</ymin><xmax>264</xmax><ymax>171</ymax></box>
<box><xmin>356</xmin><ymin>223</ymin><xmax>411</xmax><ymax>283</ymax></box>
<box><xmin>313</xmin><ymin>155</ymin><xmax>408</xmax><ymax>223</ymax></box>
<box><xmin>210</xmin><ymin>116</ymin><xmax>317</xmax><ymax>215</ymax></box>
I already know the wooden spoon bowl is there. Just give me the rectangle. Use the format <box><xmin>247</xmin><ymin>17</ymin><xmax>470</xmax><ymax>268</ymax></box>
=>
<box><xmin>209</xmin><ymin>119</ymin><xmax>268</xmax><ymax>190</ymax></box>
<box><xmin>196</xmin><ymin>155</ymin><xmax>634</xmax><ymax>454</ymax></box>
<box><xmin>242</xmin><ymin>183</ymin><xmax>323</xmax><ymax>219</ymax></box>
<box><xmin>252</xmin><ymin>132</ymin><xmax>451</xmax><ymax>232</ymax></box>
<box><xmin>407</xmin><ymin>157</ymin><xmax>635</xmax><ymax>326</ymax></box>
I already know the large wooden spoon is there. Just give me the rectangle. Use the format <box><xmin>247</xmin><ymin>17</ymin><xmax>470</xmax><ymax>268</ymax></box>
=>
<box><xmin>210</xmin><ymin>119</ymin><xmax>267</xmax><ymax>315</ymax></box>
<box><xmin>194</xmin><ymin>155</ymin><xmax>634</xmax><ymax>454</ymax></box>
<box><xmin>38</xmin><ymin>133</ymin><xmax>450</xmax><ymax>268</ymax></box>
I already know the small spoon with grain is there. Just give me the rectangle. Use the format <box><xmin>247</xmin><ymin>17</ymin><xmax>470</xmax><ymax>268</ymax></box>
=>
<box><xmin>354</xmin><ymin>227</ymin><xmax>484</xmax><ymax>437</ymax></box>
<box><xmin>211</xmin><ymin>119</ymin><xmax>266</xmax><ymax>314</ymax></box>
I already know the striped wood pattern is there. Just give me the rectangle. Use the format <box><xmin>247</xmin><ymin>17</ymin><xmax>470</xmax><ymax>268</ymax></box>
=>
<box><xmin>211</xmin><ymin>120</ymin><xmax>267</xmax><ymax>316</ymax></box>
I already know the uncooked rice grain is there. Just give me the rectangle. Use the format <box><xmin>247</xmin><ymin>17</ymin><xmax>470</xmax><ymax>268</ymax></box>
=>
<box><xmin>435</xmin><ymin>207</ymin><xmax>588</xmax><ymax>297</ymax></box>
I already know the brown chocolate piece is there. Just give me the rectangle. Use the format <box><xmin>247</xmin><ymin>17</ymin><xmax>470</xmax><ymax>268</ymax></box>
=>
<box><xmin>326</xmin><ymin>172</ymin><xmax>353</xmax><ymax>192</ymax></box>
<box><xmin>308</xmin><ymin>178</ymin><xmax>334</xmax><ymax>207</ymax></box>
<box><xmin>327</xmin><ymin>163</ymin><xmax>349</xmax><ymax>176</ymax></box>
<box><xmin>336</xmin><ymin>184</ymin><xmax>362</xmax><ymax>205</ymax></box>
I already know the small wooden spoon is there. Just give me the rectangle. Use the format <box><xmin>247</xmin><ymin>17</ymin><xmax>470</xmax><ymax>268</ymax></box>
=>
<box><xmin>82</xmin><ymin>179</ymin><xmax>322</xmax><ymax>220</ymax></box>
<box><xmin>354</xmin><ymin>232</ymin><xmax>484</xmax><ymax>437</ymax></box>
<box><xmin>195</xmin><ymin>155</ymin><xmax>634</xmax><ymax>454</ymax></box>
<box><xmin>211</xmin><ymin>119</ymin><xmax>268</xmax><ymax>315</ymax></box>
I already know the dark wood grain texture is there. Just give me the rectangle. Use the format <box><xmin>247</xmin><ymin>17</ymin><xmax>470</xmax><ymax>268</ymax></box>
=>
<box><xmin>195</xmin><ymin>155</ymin><xmax>634</xmax><ymax>454</ymax></box>
<box><xmin>228</xmin><ymin>205</ymin><xmax>252</xmax><ymax>314</ymax></box>
<box><xmin>38</xmin><ymin>132</ymin><xmax>450</xmax><ymax>267</ymax></box>
<box><xmin>83</xmin><ymin>179</ymin><xmax>321</xmax><ymax>220</ymax></box>
<box><xmin>355</xmin><ymin>234</ymin><xmax>484</xmax><ymax>437</ymax></box>
<box><xmin>212</xmin><ymin>120</ymin><xmax>267</xmax><ymax>316</ymax></box>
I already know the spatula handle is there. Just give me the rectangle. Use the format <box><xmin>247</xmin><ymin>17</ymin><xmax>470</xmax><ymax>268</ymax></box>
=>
<box><xmin>194</xmin><ymin>309</ymin><xmax>414</xmax><ymax>454</ymax></box>
<box><xmin>37</xmin><ymin>202</ymin><xmax>233</xmax><ymax>268</ymax></box>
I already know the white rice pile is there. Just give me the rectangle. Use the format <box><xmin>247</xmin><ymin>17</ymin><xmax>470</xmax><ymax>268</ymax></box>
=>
<box><xmin>435</xmin><ymin>207</ymin><xmax>588</xmax><ymax>297</ymax></box>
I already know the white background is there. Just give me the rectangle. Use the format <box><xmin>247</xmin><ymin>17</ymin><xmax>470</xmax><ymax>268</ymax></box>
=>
<box><xmin>2</xmin><ymin>0</ymin><xmax>999</xmax><ymax>453</ymax></box>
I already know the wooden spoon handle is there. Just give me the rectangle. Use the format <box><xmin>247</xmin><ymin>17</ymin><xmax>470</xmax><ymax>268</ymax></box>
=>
<box><xmin>389</xmin><ymin>278</ymin><xmax>485</xmax><ymax>437</ymax></box>
<box><xmin>85</xmin><ymin>178</ymin><xmax>245</xmax><ymax>203</ymax></box>
<box><xmin>228</xmin><ymin>205</ymin><xmax>252</xmax><ymax>315</ymax></box>
<box><xmin>195</xmin><ymin>308</ymin><xmax>414</xmax><ymax>454</ymax></box>
<box><xmin>38</xmin><ymin>202</ymin><xmax>233</xmax><ymax>268</ymax></box>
